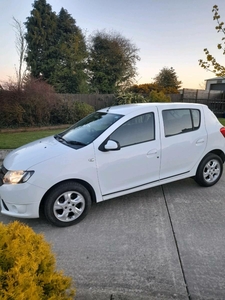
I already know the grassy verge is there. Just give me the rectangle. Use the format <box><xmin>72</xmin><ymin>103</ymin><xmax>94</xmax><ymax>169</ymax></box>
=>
<box><xmin>0</xmin><ymin>129</ymin><xmax>66</xmax><ymax>149</ymax></box>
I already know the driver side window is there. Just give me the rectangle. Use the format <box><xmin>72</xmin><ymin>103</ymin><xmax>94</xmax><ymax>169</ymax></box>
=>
<box><xmin>110</xmin><ymin>113</ymin><xmax>155</xmax><ymax>147</ymax></box>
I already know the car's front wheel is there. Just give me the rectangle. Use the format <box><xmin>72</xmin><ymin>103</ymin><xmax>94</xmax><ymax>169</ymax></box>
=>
<box><xmin>195</xmin><ymin>153</ymin><xmax>223</xmax><ymax>187</ymax></box>
<box><xmin>44</xmin><ymin>181</ymin><xmax>91</xmax><ymax>227</ymax></box>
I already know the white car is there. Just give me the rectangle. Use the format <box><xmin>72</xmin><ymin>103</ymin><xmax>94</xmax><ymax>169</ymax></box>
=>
<box><xmin>1</xmin><ymin>103</ymin><xmax>225</xmax><ymax>227</ymax></box>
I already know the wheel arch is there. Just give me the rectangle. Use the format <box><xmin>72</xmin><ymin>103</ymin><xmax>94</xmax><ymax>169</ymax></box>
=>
<box><xmin>194</xmin><ymin>150</ymin><xmax>224</xmax><ymax>187</ymax></box>
<box><xmin>207</xmin><ymin>149</ymin><xmax>225</xmax><ymax>163</ymax></box>
<box><xmin>39</xmin><ymin>178</ymin><xmax>97</xmax><ymax>217</ymax></box>
<box><xmin>196</xmin><ymin>149</ymin><xmax>225</xmax><ymax>173</ymax></box>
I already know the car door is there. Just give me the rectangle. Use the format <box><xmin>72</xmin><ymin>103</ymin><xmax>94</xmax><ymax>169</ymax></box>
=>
<box><xmin>93</xmin><ymin>109</ymin><xmax>161</xmax><ymax>199</ymax></box>
<box><xmin>159</xmin><ymin>107</ymin><xmax>207</xmax><ymax>180</ymax></box>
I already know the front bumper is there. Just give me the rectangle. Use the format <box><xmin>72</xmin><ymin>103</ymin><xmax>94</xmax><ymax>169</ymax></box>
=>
<box><xmin>0</xmin><ymin>182</ymin><xmax>46</xmax><ymax>219</ymax></box>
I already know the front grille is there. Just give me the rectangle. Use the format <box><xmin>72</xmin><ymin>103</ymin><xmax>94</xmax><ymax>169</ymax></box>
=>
<box><xmin>0</xmin><ymin>164</ymin><xmax>8</xmax><ymax>186</ymax></box>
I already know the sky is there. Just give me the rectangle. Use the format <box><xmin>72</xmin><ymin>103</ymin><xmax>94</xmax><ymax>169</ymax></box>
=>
<box><xmin>0</xmin><ymin>0</ymin><xmax>225</xmax><ymax>90</ymax></box>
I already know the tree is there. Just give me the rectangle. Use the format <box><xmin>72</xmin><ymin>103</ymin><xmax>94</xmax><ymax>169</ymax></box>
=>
<box><xmin>12</xmin><ymin>17</ymin><xmax>27</xmax><ymax>90</ymax></box>
<box><xmin>25</xmin><ymin>0</ymin><xmax>57</xmax><ymax>79</ymax></box>
<box><xmin>25</xmin><ymin>1</ymin><xmax>88</xmax><ymax>93</ymax></box>
<box><xmin>88</xmin><ymin>31</ymin><xmax>140</xmax><ymax>93</ymax></box>
<box><xmin>154</xmin><ymin>67</ymin><xmax>182</xmax><ymax>93</ymax></box>
<box><xmin>52</xmin><ymin>8</ymin><xmax>88</xmax><ymax>93</ymax></box>
<box><xmin>199</xmin><ymin>5</ymin><xmax>225</xmax><ymax>76</ymax></box>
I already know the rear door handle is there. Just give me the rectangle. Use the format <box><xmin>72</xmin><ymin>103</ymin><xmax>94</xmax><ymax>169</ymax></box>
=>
<box><xmin>196</xmin><ymin>138</ymin><xmax>205</xmax><ymax>145</ymax></box>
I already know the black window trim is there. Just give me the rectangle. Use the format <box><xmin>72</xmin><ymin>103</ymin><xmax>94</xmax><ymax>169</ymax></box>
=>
<box><xmin>162</xmin><ymin>108</ymin><xmax>201</xmax><ymax>138</ymax></box>
<box><xmin>99</xmin><ymin>112</ymin><xmax>156</xmax><ymax>150</ymax></box>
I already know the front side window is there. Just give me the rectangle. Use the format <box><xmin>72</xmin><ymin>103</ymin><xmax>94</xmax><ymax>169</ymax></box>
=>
<box><xmin>109</xmin><ymin>113</ymin><xmax>155</xmax><ymax>147</ymax></box>
<box><xmin>162</xmin><ymin>109</ymin><xmax>200</xmax><ymax>137</ymax></box>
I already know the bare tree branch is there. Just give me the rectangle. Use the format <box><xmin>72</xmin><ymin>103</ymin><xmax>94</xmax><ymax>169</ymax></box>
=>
<box><xmin>12</xmin><ymin>17</ymin><xmax>27</xmax><ymax>90</ymax></box>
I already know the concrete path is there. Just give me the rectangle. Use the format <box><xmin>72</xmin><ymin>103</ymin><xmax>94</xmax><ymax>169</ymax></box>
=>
<box><xmin>1</xmin><ymin>172</ymin><xmax>225</xmax><ymax>299</ymax></box>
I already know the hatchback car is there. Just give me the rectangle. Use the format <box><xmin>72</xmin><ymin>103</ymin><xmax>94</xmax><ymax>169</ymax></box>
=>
<box><xmin>1</xmin><ymin>103</ymin><xmax>225</xmax><ymax>226</ymax></box>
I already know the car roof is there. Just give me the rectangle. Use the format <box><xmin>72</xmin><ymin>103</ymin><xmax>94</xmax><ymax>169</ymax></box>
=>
<box><xmin>98</xmin><ymin>102</ymin><xmax>207</xmax><ymax>115</ymax></box>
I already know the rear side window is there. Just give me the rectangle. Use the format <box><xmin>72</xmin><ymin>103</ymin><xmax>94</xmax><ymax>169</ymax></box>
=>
<box><xmin>162</xmin><ymin>109</ymin><xmax>200</xmax><ymax>137</ymax></box>
<box><xmin>110</xmin><ymin>112</ymin><xmax>155</xmax><ymax>147</ymax></box>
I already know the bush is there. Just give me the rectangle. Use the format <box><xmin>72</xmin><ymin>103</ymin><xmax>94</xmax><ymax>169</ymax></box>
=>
<box><xmin>0</xmin><ymin>78</ymin><xmax>95</xmax><ymax>128</ymax></box>
<box><xmin>22</xmin><ymin>78</ymin><xmax>60</xmax><ymax>126</ymax></box>
<box><xmin>115</xmin><ymin>91</ymin><xmax>146</xmax><ymax>104</ymax></box>
<box><xmin>0</xmin><ymin>79</ymin><xmax>60</xmax><ymax>128</ymax></box>
<box><xmin>50</xmin><ymin>100</ymin><xmax>95</xmax><ymax>125</ymax></box>
<box><xmin>0</xmin><ymin>221</ymin><xmax>75</xmax><ymax>300</ymax></box>
<box><xmin>148</xmin><ymin>90</ymin><xmax>171</xmax><ymax>102</ymax></box>
<box><xmin>115</xmin><ymin>90</ymin><xmax>171</xmax><ymax>105</ymax></box>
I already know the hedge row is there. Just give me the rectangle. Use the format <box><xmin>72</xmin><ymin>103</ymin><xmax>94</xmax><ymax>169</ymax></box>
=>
<box><xmin>0</xmin><ymin>79</ymin><xmax>171</xmax><ymax>128</ymax></box>
<box><xmin>0</xmin><ymin>80</ymin><xmax>94</xmax><ymax>128</ymax></box>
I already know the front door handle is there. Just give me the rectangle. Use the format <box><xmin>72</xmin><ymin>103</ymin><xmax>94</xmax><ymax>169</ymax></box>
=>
<box><xmin>147</xmin><ymin>149</ymin><xmax>158</xmax><ymax>156</ymax></box>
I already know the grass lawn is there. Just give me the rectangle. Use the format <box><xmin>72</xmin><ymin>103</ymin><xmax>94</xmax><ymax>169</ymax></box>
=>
<box><xmin>218</xmin><ymin>118</ymin><xmax>225</xmax><ymax>126</ymax></box>
<box><xmin>1</xmin><ymin>118</ymin><xmax>225</xmax><ymax>149</ymax></box>
<box><xmin>0</xmin><ymin>129</ymin><xmax>66</xmax><ymax>149</ymax></box>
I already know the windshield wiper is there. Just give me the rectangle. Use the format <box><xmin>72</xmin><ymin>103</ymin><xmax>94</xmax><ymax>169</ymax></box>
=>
<box><xmin>54</xmin><ymin>135</ymin><xmax>86</xmax><ymax>146</ymax></box>
<box><xmin>67</xmin><ymin>140</ymin><xmax>86</xmax><ymax>146</ymax></box>
<box><xmin>54</xmin><ymin>134</ymin><xmax>68</xmax><ymax>144</ymax></box>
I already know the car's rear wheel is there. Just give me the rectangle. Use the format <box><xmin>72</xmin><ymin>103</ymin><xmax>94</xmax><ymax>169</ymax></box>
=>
<box><xmin>195</xmin><ymin>153</ymin><xmax>223</xmax><ymax>187</ymax></box>
<box><xmin>44</xmin><ymin>181</ymin><xmax>91</xmax><ymax>227</ymax></box>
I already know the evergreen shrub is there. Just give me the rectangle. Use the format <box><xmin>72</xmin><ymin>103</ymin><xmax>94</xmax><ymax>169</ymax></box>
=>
<box><xmin>115</xmin><ymin>90</ymin><xmax>171</xmax><ymax>105</ymax></box>
<box><xmin>148</xmin><ymin>90</ymin><xmax>171</xmax><ymax>102</ymax></box>
<box><xmin>0</xmin><ymin>221</ymin><xmax>75</xmax><ymax>300</ymax></box>
<box><xmin>115</xmin><ymin>91</ymin><xmax>146</xmax><ymax>104</ymax></box>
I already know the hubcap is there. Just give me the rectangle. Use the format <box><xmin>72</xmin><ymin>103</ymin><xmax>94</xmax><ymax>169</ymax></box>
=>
<box><xmin>53</xmin><ymin>191</ymin><xmax>85</xmax><ymax>222</ymax></box>
<box><xmin>203</xmin><ymin>159</ymin><xmax>221</xmax><ymax>183</ymax></box>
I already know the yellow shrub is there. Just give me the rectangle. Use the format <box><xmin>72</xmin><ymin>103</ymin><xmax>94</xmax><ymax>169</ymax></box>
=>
<box><xmin>0</xmin><ymin>221</ymin><xmax>75</xmax><ymax>300</ymax></box>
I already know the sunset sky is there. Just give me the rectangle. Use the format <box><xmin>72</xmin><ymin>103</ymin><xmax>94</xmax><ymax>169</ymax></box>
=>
<box><xmin>1</xmin><ymin>0</ymin><xmax>225</xmax><ymax>89</ymax></box>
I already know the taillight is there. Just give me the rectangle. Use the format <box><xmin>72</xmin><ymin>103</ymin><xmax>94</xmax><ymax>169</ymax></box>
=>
<box><xmin>220</xmin><ymin>127</ymin><xmax>225</xmax><ymax>137</ymax></box>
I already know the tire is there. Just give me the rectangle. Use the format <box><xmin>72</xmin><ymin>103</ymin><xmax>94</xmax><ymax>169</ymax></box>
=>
<box><xmin>195</xmin><ymin>153</ymin><xmax>223</xmax><ymax>187</ymax></box>
<box><xmin>44</xmin><ymin>181</ymin><xmax>91</xmax><ymax>227</ymax></box>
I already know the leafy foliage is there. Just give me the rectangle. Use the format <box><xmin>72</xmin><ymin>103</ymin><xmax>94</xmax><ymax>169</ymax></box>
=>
<box><xmin>0</xmin><ymin>78</ymin><xmax>94</xmax><ymax>128</ymax></box>
<box><xmin>24</xmin><ymin>1</ymin><xmax>141</xmax><ymax>93</ymax></box>
<box><xmin>116</xmin><ymin>92</ymin><xmax>146</xmax><ymax>104</ymax></box>
<box><xmin>149</xmin><ymin>90</ymin><xmax>170</xmax><ymax>102</ymax></box>
<box><xmin>50</xmin><ymin>99</ymin><xmax>94</xmax><ymax>125</ymax></box>
<box><xmin>115</xmin><ymin>90</ymin><xmax>170</xmax><ymax>104</ymax></box>
<box><xmin>88</xmin><ymin>31</ymin><xmax>140</xmax><ymax>93</ymax></box>
<box><xmin>154</xmin><ymin>67</ymin><xmax>182</xmax><ymax>92</ymax></box>
<box><xmin>129</xmin><ymin>83</ymin><xmax>159</xmax><ymax>96</ymax></box>
<box><xmin>129</xmin><ymin>82</ymin><xmax>179</xmax><ymax>95</ymax></box>
<box><xmin>25</xmin><ymin>1</ymin><xmax>88</xmax><ymax>93</ymax></box>
<box><xmin>199</xmin><ymin>5</ymin><xmax>225</xmax><ymax>76</ymax></box>
<box><xmin>25</xmin><ymin>0</ymin><xmax>57</xmax><ymax>79</ymax></box>
<box><xmin>0</xmin><ymin>221</ymin><xmax>75</xmax><ymax>299</ymax></box>
<box><xmin>51</xmin><ymin>8</ymin><xmax>88</xmax><ymax>93</ymax></box>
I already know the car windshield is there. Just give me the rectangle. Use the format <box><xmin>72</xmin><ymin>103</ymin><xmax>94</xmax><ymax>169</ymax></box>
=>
<box><xmin>55</xmin><ymin>111</ymin><xmax>123</xmax><ymax>148</ymax></box>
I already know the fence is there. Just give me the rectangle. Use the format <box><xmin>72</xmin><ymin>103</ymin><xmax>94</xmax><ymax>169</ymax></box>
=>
<box><xmin>169</xmin><ymin>89</ymin><xmax>225</xmax><ymax>117</ymax></box>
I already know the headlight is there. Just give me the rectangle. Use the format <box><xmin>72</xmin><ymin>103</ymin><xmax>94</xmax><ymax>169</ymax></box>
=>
<box><xmin>3</xmin><ymin>170</ymin><xmax>34</xmax><ymax>184</ymax></box>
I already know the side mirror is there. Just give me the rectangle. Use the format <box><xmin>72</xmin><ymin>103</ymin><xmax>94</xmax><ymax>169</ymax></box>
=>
<box><xmin>104</xmin><ymin>140</ymin><xmax>120</xmax><ymax>151</ymax></box>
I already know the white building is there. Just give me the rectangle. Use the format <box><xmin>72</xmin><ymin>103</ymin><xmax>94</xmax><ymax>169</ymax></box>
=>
<box><xmin>205</xmin><ymin>77</ymin><xmax>225</xmax><ymax>91</ymax></box>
